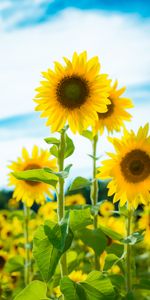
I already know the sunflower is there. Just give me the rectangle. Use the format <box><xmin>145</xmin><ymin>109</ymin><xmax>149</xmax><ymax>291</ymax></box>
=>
<box><xmin>138</xmin><ymin>207</ymin><xmax>150</xmax><ymax>249</ymax></box>
<box><xmin>65</xmin><ymin>193</ymin><xmax>86</xmax><ymax>206</ymax></box>
<box><xmin>34</xmin><ymin>51</ymin><xmax>111</xmax><ymax>133</ymax></box>
<box><xmin>99</xmin><ymin>200</ymin><xmax>115</xmax><ymax>217</ymax></box>
<box><xmin>97</xmin><ymin>124</ymin><xmax>150</xmax><ymax>208</ymax></box>
<box><xmin>94</xmin><ymin>80</ymin><xmax>133</xmax><ymax>135</ymax></box>
<box><xmin>8</xmin><ymin>145</ymin><xmax>57</xmax><ymax>207</ymax></box>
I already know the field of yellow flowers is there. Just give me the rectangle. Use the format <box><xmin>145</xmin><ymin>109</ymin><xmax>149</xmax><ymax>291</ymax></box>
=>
<box><xmin>0</xmin><ymin>52</ymin><xmax>150</xmax><ymax>300</ymax></box>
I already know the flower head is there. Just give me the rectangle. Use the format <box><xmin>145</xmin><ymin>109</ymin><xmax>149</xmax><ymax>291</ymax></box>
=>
<box><xmin>94</xmin><ymin>80</ymin><xmax>133</xmax><ymax>134</ymax></box>
<box><xmin>34</xmin><ymin>51</ymin><xmax>111</xmax><ymax>133</ymax></box>
<box><xmin>97</xmin><ymin>124</ymin><xmax>150</xmax><ymax>209</ymax></box>
<box><xmin>8</xmin><ymin>145</ymin><xmax>57</xmax><ymax>207</ymax></box>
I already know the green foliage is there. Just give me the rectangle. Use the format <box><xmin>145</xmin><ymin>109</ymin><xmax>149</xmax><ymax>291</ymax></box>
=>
<box><xmin>99</xmin><ymin>224</ymin><xmax>123</xmax><ymax>241</ymax></box>
<box><xmin>81</xmin><ymin>130</ymin><xmax>93</xmax><ymax>141</ymax></box>
<box><xmin>44</xmin><ymin>213</ymin><xmax>73</xmax><ymax>253</ymax></box>
<box><xmin>60</xmin><ymin>271</ymin><xmax>115</xmax><ymax>300</ymax></box>
<box><xmin>44</xmin><ymin>137</ymin><xmax>60</xmax><ymax>145</ymax></box>
<box><xmin>103</xmin><ymin>254</ymin><xmax>119</xmax><ymax>271</ymax></box>
<box><xmin>70</xmin><ymin>207</ymin><xmax>93</xmax><ymax>231</ymax></box>
<box><xmin>78</xmin><ymin>228</ymin><xmax>107</xmax><ymax>256</ymax></box>
<box><xmin>121</xmin><ymin>231</ymin><xmax>144</xmax><ymax>245</ymax></box>
<box><xmin>44</xmin><ymin>164</ymin><xmax>72</xmax><ymax>179</ymax></box>
<box><xmin>69</xmin><ymin>177</ymin><xmax>91</xmax><ymax>191</ymax></box>
<box><xmin>14</xmin><ymin>280</ymin><xmax>49</xmax><ymax>300</ymax></box>
<box><xmin>33</xmin><ymin>225</ymin><xmax>62</xmax><ymax>282</ymax></box>
<box><xmin>12</xmin><ymin>169</ymin><xmax>58</xmax><ymax>186</ymax></box>
<box><xmin>33</xmin><ymin>213</ymin><xmax>73</xmax><ymax>282</ymax></box>
<box><xmin>4</xmin><ymin>256</ymin><xmax>24</xmax><ymax>273</ymax></box>
<box><xmin>64</xmin><ymin>134</ymin><xmax>75</xmax><ymax>158</ymax></box>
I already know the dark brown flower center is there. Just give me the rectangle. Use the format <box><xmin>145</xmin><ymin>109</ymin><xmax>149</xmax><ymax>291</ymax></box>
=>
<box><xmin>0</xmin><ymin>256</ymin><xmax>6</xmax><ymax>270</ymax></box>
<box><xmin>98</xmin><ymin>98</ymin><xmax>114</xmax><ymax>119</ymax></box>
<box><xmin>56</xmin><ymin>76</ymin><xmax>89</xmax><ymax>109</ymax></box>
<box><xmin>120</xmin><ymin>149</ymin><xmax>150</xmax><ymax>183</ymax></box>
<box><xmin>24</xmin><ymin>163</ymin><xmax>41</xmax><ymax>186</ymax></box>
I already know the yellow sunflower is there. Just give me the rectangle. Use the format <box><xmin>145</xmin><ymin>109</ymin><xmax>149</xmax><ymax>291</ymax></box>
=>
<box><xmin>99</xmin><ymin>200</ymin><xmax>115</xmax><ymax>217</ymax></box>
<box><xmin>97</xmin><ymin>124</ymin><xmax>150</xmax><ymax>208</ymax></box>
<box><xmin>34</xmin><ymin>51</ymin><xmax>111</xmax><ymax>133</ymax></box>
<box><xmin>8</xmin><ymin>145</ymin><xmax>57</xmax><ymax>207</ymax></box>
<box><xmin>138</xmin><ymin>207</ymin><xmax>150</xmax><ymax>249</ymax></box>
<box><xmin>65</xmin><ymin>193</ymin><xmax>86</xmax><ymax>206</ymax></box>
<box><xmin>94</xmin><ymin>80</ymin><xmax>133</xmax><ymax>134</ymax></box>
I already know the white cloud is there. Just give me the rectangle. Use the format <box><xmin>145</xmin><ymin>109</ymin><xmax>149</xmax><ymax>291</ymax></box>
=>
<box><xmin>0</xmin><ymin>8</ymin><xmax>150</xmax><ymax>119</ymax></box>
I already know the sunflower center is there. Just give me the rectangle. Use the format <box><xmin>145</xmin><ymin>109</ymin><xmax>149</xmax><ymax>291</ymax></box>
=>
<box><xmin>120</xmin><ymin>149</ymin><xmax>150</xmax><ymax>183</ymax></box>
<box><xmin>56</xmin><ymin>76</ymin><xmax>89</xmax><ymax>109</ymax></box>
<box><xmin>0</xmin><ymin>256</ymin><xmax>6</xmax><ymax>270</ymax></box>
<box><xmin>98</xmin><ymin>98</ymin><xmax>114</xmax><ymax>119</ymax></box>
<box><xmin>24</xmin><ymin>163</ymin><xmax>41</xmax><ymax>186</ymax></box>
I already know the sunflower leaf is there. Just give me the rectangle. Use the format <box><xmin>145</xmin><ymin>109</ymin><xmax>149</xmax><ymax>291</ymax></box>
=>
<box><xmin>69</xmin><ymin>176</ymin><xmax>91</xmax><ymax>191</ymax></box>
<box><xmin>12</xmin><ymin>169</ymin><xmax>58</xmax><ymax>187</ymax></box>
<box><xmin>44</xmin><ymin>137</ymin><xmax>60</xmax><ymax>145</ymax></box>
<box><xmin>14</xmin><ymin>280</ymin><xmax>49</xmax><ymax>300</ymax></box>
<box><xmin>50</xmin><ymin>145</ymin><xmax>58</xmax><ymax>157</ymax></box>
<box><xmin>44</xmin><ymin>164</ymin><xmax>72</xmax><ymax>179</ymax></box>
<box><xmin>64</xmin><ymin>134</ymin><xmax>75</xmax><ymax>158</ymax></box>
<box><xmin>81</xmin><ymin>130</ymin><xmax>93</xmax><ymax>141</ymax></box>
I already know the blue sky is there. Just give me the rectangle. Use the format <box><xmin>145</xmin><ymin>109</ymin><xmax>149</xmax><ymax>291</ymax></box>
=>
<box><xmin>0</xmin><ymin>0</ymin><xmax>150</xmax><ymax>187</ymax></box>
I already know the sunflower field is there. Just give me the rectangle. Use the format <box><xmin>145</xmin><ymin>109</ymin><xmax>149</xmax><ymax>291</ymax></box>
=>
<box><xmin>0</xmin><ymin>51</ymin><xmax>150</xmax><ymax>300</ymax></box>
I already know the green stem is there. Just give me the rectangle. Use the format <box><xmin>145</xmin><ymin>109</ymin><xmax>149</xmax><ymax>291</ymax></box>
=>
<box><xmin>57</xmin><ymin>129</ymin><xmax>68</xmax><ymax>277</ymax></box>
<box><xmin>23</xmin><ymin>203</ymin><xmax>30</xmax><ymax>286</ymax></box>
<box><xmin>90</xmin><ymin>133</ymin><xmax>100</xmax><ymax>270</ymax></box>
<box><xmin>126</xmin><ymin>209</ymin><xmax>132</xmax><ymax>293</ymax></box>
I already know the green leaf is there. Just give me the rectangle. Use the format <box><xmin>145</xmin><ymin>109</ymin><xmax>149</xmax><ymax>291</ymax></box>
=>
<box><xmin>106</xmin><ymin>243</ymin><xmax>124</xmax><ymax>258</ymax></box>
<box><xmin>44</xmin><ymin>164</ymin><xmax>72</xmax><ymax>179</ymax></box>
<box><xmin>14</xmin><ymin>280</ymin><xmax>49</xmax><ymax>300</ymax></box>
<box><xmin>64</xmin><ymin>134</ymin><xmax>75</xmax><ymax>158</ymax></box>
<box><xmin>61</xmin><ymin>271</ymin><xmax>115</xmax><ymax>300</ymax></box>
<box><xmin>121</xmin><ymin>231</ymin><xmax>144</xmax><ymax>245</ymax></box>
<box><xmin>78</xmin><ymin>228</ymin><xmax>107</xmax><ymax>256</ymax></box>
<box><xmin>81</xmin><ymin>130</ymin><xmax>93</xmax><ymax>141</ymax></box>
<box><xmin>81</xmin><ymin>271</ymin><xmax>115</xmax><ymax>300</ymax></box>
<box><xmin>44</xmin><ymin>213</ymin><xmax>73</xmax><ymax>253</ymax></box>
<box><xmin>4</xmin><ymin>256</ymin><xmax>24</xmax><ymax>273</ymax></box>
<box><xmin>87</xmin><ymin>154</ymin><xmax>101</xmax><ymax>161</ymax></box>
<box><xmin>44</xmin><ymin>137</ymin><xmax>60</xmax><ymax>145</ymax></box>
<box><xmin>50</xmin><ymin>145</ymin><xmax>58</xmax><ymax>157</ymax></box>
<box><xmin>70</xmin><ymin>207</ymin><xmax>92</xmax><ymax>232</ymax></box>
<box><xmin>60</xmin><ymin>277</ymin><xmax>80</xmax><ymax>300</ymax></box>
<box><xmin>103</xmin><ymin>254</ymin><xmax>119</xmax><ymax>271</ymax></box>
<box><xmin>12</xmin><ymin>169</ymin><xmax>58</xmax><ymax>186</ymax></box>
<box><xmin>33</xmin><ymin>225</ymin><xmax>61</xmax><ymax>282</ymax></box>
<box><xmin>99</xmin><ymin>225</ymin><xmax>123</xmax><ymax>241</ymax></box>
<box><xmin>69</xmin><ymin>177</ymin><xmax>91</xmax><ymax>191</ymax></box>
<box><xmin>125</xmin><ymin>291</ymin><xmax>135</xmax><ymax>300</ymax></box>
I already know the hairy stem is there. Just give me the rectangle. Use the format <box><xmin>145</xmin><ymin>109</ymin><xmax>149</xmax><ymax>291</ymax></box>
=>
<box><xmin>90</xmin><ymin>133</ymin><xmax>100</xmax><ymax>270</ymax></box>
<box><xmin>57</xmin><ymin>129</ymin><xmax>68</xmax><ymax>278</ymax></box>
<box><xmin>126</xmin><ymin>209</ymin><xmax>132</xmax><ymax>293</ymax></box>
<box><xmin>23</xmin><ymin>203</ymin><xmax>31</xmax><ymax>286</ymax></box>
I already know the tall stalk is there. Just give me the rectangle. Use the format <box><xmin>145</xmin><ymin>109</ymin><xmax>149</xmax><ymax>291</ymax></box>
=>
<box><xmin>57</xmin><ymin>129</ymin><xmax>68</xmax><ymax>277</ymax></box>
<box><xmin>90</xmin><ymin>133</ymin><xmax>100</xmax><ymax>269</ymax></box>
<box><xmin>126</xmin><ymin>209</ymin><xmax>132</xmax><ymax>293</ymax></box>
<box><xmin>23</xmin><ymin>203</ymin><xmax>30</xmax><ymax>286</ymax></box>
